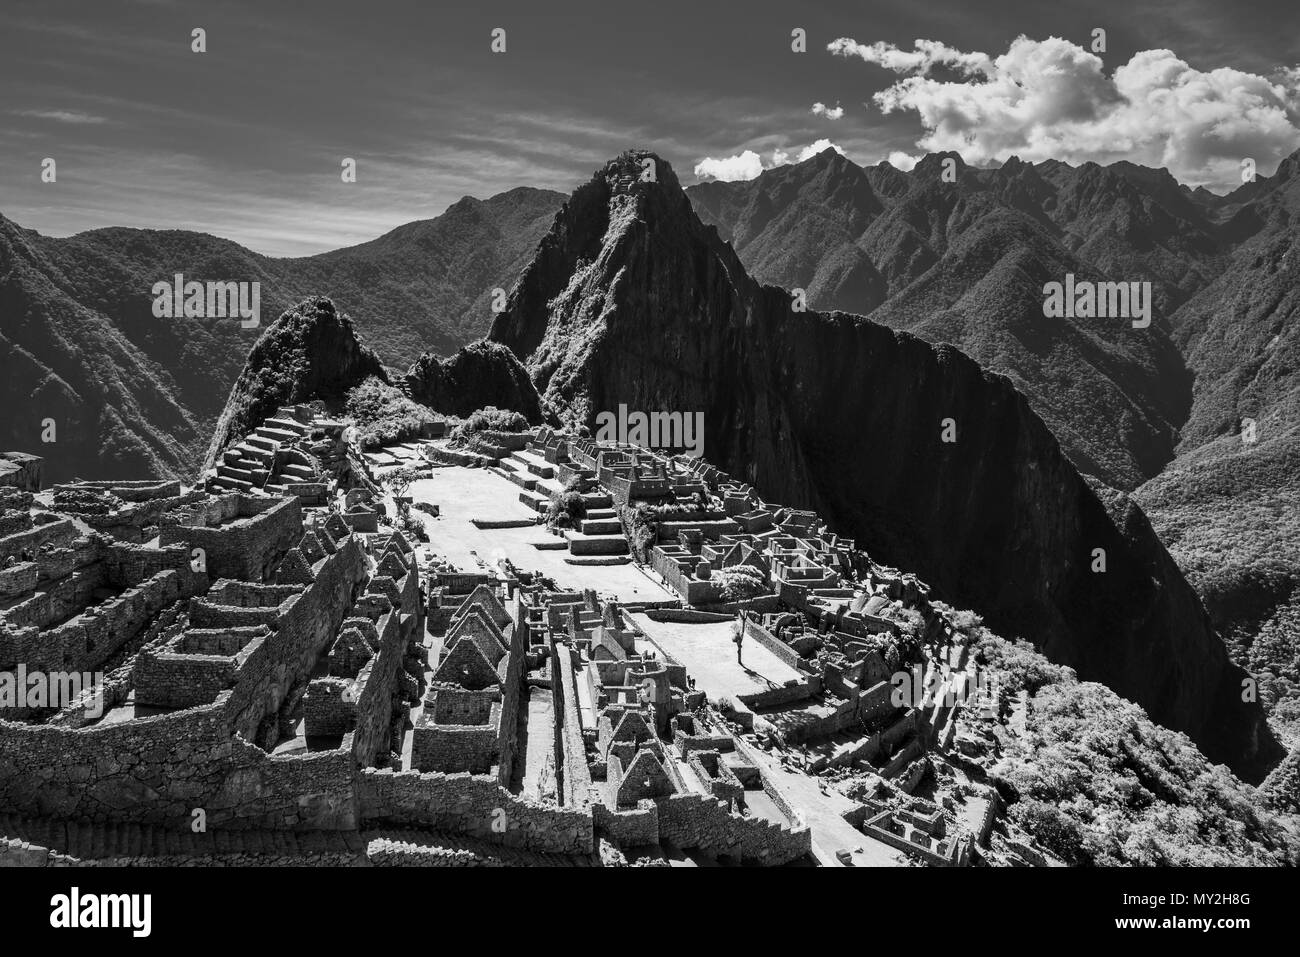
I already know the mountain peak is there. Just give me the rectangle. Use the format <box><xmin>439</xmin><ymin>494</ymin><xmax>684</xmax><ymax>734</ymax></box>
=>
<box><xmin>202</xmin><ymin>296</ymin><xmax>386</xmax><ymax>470</ymax></box>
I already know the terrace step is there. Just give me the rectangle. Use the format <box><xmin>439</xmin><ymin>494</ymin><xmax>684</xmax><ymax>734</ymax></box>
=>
<box><xmin>256</xmin><ymin>426</ymin><xmax>302</xmax><ymax>443</ymax></box>
<box><xmin>236</xmin><ymin>442</ymin><xmax>275</xmax><ymax>464</ymax></box>
<box><xmin>212</xmin><ymin>475</ymin><xmax>253</xmax><ymax>492</ymax></box>
<box><xmin>246</xmin><ymin>435</ymin><xmax>279</xmax><ymax>452</ymax></box>
<box><xmin>579</xmin><ymin>518</ymin><xmax>623</xmax><ymax>536</ymax></box>
<box><xmin>502</xmin><ymin>468</ymin><xmax>537</xmax><ymax>491</ymax></box>
<box><xmin>507</xmin><ymin>450</ymin><xmax>556</xmax><ymax>479</ymax></box>
<box><xmin>281</xmin><ymin>463</ymin><xmax>316</xmax><ymax>479</ymax></box>
<box><xmin>218</xmin><ymin>464</ymin><xmax>254</xmax><ymax>483</ymax></box>
<box><xmin>563</xmin><ymin>530</ymin><xmax>629</xmax><ymax>556</ymax></box>
<box><xmin>564</xmin><ymin>555</ymin><xmax>631</xmax><ymax>566</ymax></box>
<box><xmin>518</xmin><ymin>489</ymin><xmax>550</xmax><ymax>513</ymax></box>
<box><xmin>265</xmin><ymin>416</ymin><xmax>309</xmax><ymax>435</ymax></box>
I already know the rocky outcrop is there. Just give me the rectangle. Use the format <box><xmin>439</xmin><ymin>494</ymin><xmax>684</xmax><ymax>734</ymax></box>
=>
<box><xmin>404</xmin><ymin>340</ymin><xmax>544</xmax><ymax>423</ymax></box>
<box><xmin>490</xmin><ymin>150</ymin><xmax>1281</xmax><ymax>780</ymax></box>
<box><xmin>203</xmin><ymin>297</ymin><xmax>386</xmax><ymax>470</ymax></box>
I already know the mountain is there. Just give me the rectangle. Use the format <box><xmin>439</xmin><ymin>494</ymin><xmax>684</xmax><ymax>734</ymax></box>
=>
<box><xmin>686</xmin><ymin>146</ymin><xmax>1300</xmax><ymax>749</ymax></box>
<box><xmin>405</xmin><ymin>339</ymin><xmax>545</xmax><ymax>421</ymax></box>
<box><xmin>688</xmin><ymin>149</ymin><xmax>1195</xmax><ymax>491</ymax></box>
<box><xmin>0</xmin><ymin>212</ymin><xmax>230</xmax><ymax>481</ymax></box>
<box><xmin>0</xmin><ymin>188</ymin><xmax>565</xmax><ymax>483</ymax></box>
<box><xmin>203</xmin><ymin>296</ymin><xmax>387</xmax><ymax>470</ymax></box>
<box><xmin>1135</xmin><ymin>152</ymin><xmax>1300</xmax><ymax>748</ymax></box>
<box><xmin>490</xmin><ymin>150</ymin><xmax>1280</xmax><ymax>780</ymax></box>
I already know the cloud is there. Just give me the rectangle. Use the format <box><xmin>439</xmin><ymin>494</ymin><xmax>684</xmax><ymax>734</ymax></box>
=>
<box><xmin>832</xmin><ymin>35</ymin><xmax>1300</xmax><ymax>191</ymax></box>
<box><xmin>811</xmin><ymin>101</ymin><xmax>845</xmax><ymax>120</ymax></box>
<box><xmin>829</xmin><ymin>38</ymin><xmax>993</xmax><ymax>78</ymax></box>
<box><xmin>15</xmin><ymin>109</ymin><xmax>108</xmax><ymax>124</ymax></box>
<box><xmin>694</xmin><ymin>140</ymin><xmax>844</xmax><ymax>182</ymax></box>
<box><xmin>887</xmin><ymin>151</ymin><xmax>920</xmax><ymax>171</ymax></box>
<box><xmin>693</xmin><ymin>149</ymin><xmax>766</xmax><ymax>181</ymax></box>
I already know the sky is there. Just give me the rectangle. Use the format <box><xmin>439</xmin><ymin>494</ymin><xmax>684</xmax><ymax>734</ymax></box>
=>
<box><xmin>3</xmin><ymin>0</ymin><xmax>1299</xmax><ymax>256</ymax></box>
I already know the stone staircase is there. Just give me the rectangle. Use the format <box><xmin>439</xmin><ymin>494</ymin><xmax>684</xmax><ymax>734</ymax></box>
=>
<box><xmin>209</xmin><ymin>411</ymin><xmax>313</xmax><ymax>495</ymax></box>
<box><xmin>564</xmin><ymin>505</ymin><xmax>628</xmax><ymax>557</ymax></box>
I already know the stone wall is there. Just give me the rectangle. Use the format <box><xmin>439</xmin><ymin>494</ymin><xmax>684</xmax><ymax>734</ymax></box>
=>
<box><xmin>0</xmin><ymin>700</ymin><xmax>357</xmax><ymax>830</ymax></box>
<box><xmin>3</xmin><ymin>567</ymin><xmax>197</xmax><ymax>675</ymax></box>
<box><xmin>303</xmin><ymin>677</ymin><xmax>357</xmax><ymax>736</ymax></box>
<box><xmin>349</xmin><ymin>604</ymin><xmax>413</xmax><ymax>766</ymax></box>
<box><xmin>551</xmin><ymin>643</ymin><xmax>594</xmax><ymax>808</ymax></box>
<box><xmin>656</xmin><ymin>793</ymin><xmax>810</xmax><ymax>865</ymax></box>
<box><xmin>356</xmin><ymin>768</ymin><xmax>594</xmax><ymax>855</ymax></box>
<box><xmin>593</xmin><ymin>801</ymin><xmax>659</xmax><ymax>846</ymax></box>
<box><xmin>222</xmin><ymin>535</ymin><xmax>368</xmax><ymax>742</ymax></box>
<box><xmin>160</xmin><ymin>496</ymin><xmax>303</xmax><ymax>582</ymax></box>
<box><xmin>411</xmin><ymin>709</ymin><xmax>500</xmax><ymax>774</ymax></box>
<box><xmin>133</xmin><ymin>634</ymin><xmax>246</xmax><ymax>709</ymax></box>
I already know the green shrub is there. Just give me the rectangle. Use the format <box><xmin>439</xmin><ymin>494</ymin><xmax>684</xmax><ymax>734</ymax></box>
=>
<box><xmin>345</xmin><ymin>377</ymin><xmax>436</xmax><ymax>449</ymax></box>
<box><xmin>457</xmin><ymin>406</ymin><xmax>528</xmax><ymax>435</ymax></box>
<box><xmin>715</xmin><ymin>565</ymin><xmax>767</xmax><ymax>601</ymax></box>
<box><xmin>547</xmin><ymin>490</ymin><xmax>587</xmax><ymax>528</ymax></box>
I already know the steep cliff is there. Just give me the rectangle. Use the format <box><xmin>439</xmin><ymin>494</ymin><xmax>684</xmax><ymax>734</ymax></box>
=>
<box><xmin>491</xmin><ymin>150</ymin><xmax>1281</xmax><ymax>780</ymax></box>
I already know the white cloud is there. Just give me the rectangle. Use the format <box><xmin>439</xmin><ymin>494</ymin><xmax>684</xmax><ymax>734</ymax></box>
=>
<box><xmin>693</xmin><ymin>140</ymin><xmax>845</xmax><ymax>181</ymax></box>
<box><xmin>693</xmin><ymin>149</ymin><xmax>765</xmax><ymax>182</ymax></box>
<box><xmin>829</xmin><ymin>38</ymin><xmax>993</xmax><ymax>78</ymax></box>
<box><xmin>15</xmin><ymin>109</ymin><xmax>108</xmax><ymax>124</ymax></box>
<box><xmin>811</xmin><ymin>101</ymin><xmax>845</xmax><ymax>120</ymax></box>
<box><xmin>833</xmin><ymin>35</ymin><xmax>1300</xmax><ymax>191</ymax></box>
<box><xmin>887</xmin><ymin>151</ymin><xmax>920</xmax><ymax>171</ymax></box>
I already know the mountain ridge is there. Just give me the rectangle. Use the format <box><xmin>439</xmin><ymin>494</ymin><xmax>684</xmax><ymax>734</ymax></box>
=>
<box><xmin>488</xmin><ymin>149</ymin><xmax>1280</xmax><ymax>780</ymax></box>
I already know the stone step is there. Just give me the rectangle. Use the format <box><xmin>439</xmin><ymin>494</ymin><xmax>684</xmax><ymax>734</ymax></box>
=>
<box><xmin>213</xmin><ymin>475</ymin><xmax>254</xmax><ymax>492</ymax></box>
<box><xmin>218</xmin><ymin>464</ymin><xmax>254</xmax><ymax>482</ymax></box>
<box><xmin>265</xmin><ymin>416</ymin><xmax>308</xmax><ymax>435</ymax></box>
<box><xmin>256</xmin><ymin>426</ymin><xmax>302</xmax><ymax>443</ymax></box>
<box><xmin>503</xmin><ymin>468</ymin><xmax>537</xmax><ymax>491</ymax></box>
<box><xmin>579</xmin><ymin>518</ymin><xmax>623</xmax><ymax>535</ymax></box>
<box><xmin>563</xmin><ymin>530</ymin><xmax>629</xmax><ymax>556</ymax></box>
<box><xmin>518</xmin><ymin>489</ymin><xmax>549</xmax><ymax>513</ymax></box>
<box><xmin>246</xmin><ymin>434</ymin><xmax>279</xmax><ymax>452</ymax></box>
<box><xmin>281</xmin><ymin>463</ymin><xmax>316</xmax><ymax>479</ymax></box>
<box><xmin>585</xmin><ymin>508</ymin><xmax>618</xmax><ymax>521</ymax></box>
<box><xmin>583</xmin><ymin>493</ymin><xmax>613</xmax><ymax>509</ymax></box>
<box><xmin>237</xmin><ymin>442</ymin><xmax>275</xmax><ymax>464</ymax></box>
<box><xmin>507</xmin><ymin>451</ymin><xmax>556</xmax><ymax>480</ymax></box>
